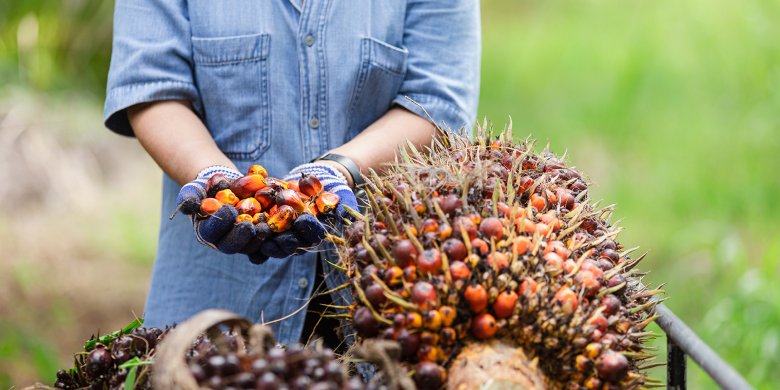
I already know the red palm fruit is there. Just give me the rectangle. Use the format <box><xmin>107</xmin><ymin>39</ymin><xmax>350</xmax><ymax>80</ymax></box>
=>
<box><xmin>414</xmin><ymin>362</ymin><xmax>446</xmax><ymax>389</ymax></box>
<box><xmin>297</xmin><ymin>174</ymin><xmax>323</xmax><ymax>197</ymax></box>
<box><xmin>215</xmin><ymin>189</ymin><xmax>239</xmax><ymax>206</ymax></box>
<box><xmin>254</xmin><ymin>187</ymin><xmax>276</xmax><ymax>210</ymax></box>
<box><xmin>237</xmin><ymin>197</ymin><xmax>262</xmax><ymax>216</ymax></box>
<box><xmin>596</xmin><ymin>351</ymin><xmax>629</xmax><ymax>383</ymax></box>
<box><xmin>421</xmin><ymin>218</ymin><xmax>439</xmax><ymax>234</ymax></box>
<box><xmin>515</xmin><ymin>217</ymin><xmax>537</xmax><ymax>234</ymax></box>
<box><xmin>381</xmin><ymin>327</ymin><xmax>397</xmax><ymax>340</ymax></box>
<box><xmin>286</xmin><ymin>179</ymin><xmax>300</xmax><ymax>192</ymax></box>
<box><xmin>544</xmin><ymin>252</ymin><xmax>564</xmax><ymax>274</ymax></box>
<box><xmin>252</xmin><ymin>212</ymin><xmax>269</xmax><ymax>224</ymax></box>
<box><xmin>438</xmin><ymin>306</ymin><xmax>456</xmax><ymax>326</ymax></box>
<box><xmin>264</xmin><ymin>177</ymin><xmax>289</xmax><ymax>190</ymax></box>
<box><xmin>383</xmin><ymin>266</ymin><xmax>404</xmax><ymax>287</ymax></box>
<box><xmin>200</xmin><ymin>198</ymin><xmax>223</xmax><ymax>215</ymax></box>
<box><xmin>315</xmin><ymin>191</ymin><xmax>340</xmax><ymax>213</ymax></box>
<box><xmin>449</xmin><ymin>261</ymin><xmax>471</xmax><ymax>280</ymax></box>
<box><xmin>411</xmin><ymin>281</ymin><xmax>437</xmax><ymax>309</ymax></box>
<box><xmin>274</xmin><ymin>189</ymin><xmax>306</xmax><ymax>213</ymax></box>
<box><xmin>512</xmin><ymin>236</ymin><xmax>531</xmax><ymax>255</ymax></box>
<box><xmin>563</xmin><ymin>259</ymin><xmax>577</xmax><ymax>274</ymax></box>
<box><xmin>206</xmin><ymin>173</ymin><xmax>231</xmax><ymax>197</ymax></box>
<box><xmin>554</xmin><ymin>286</ymin><xmax>578</xmax><ymax>314</ymax></box>
<box><xmin>535</xmin><ymin>222</ymin><xmax>552</xmax><ymax>236</ymax></box>
<box><xmin>442</xmin><ymin>238</ymin><xmax>467</xmax><ymax>261</ymax></box>
<box><xmin>392</xmin><ymin>239</ymin><xmax>418</xmax><ymax>268</ymax></box>
<box><xmin>437</xmin><ymin>194</ymin><xmax>462</xmax><ymax>216</ymax></box>
<box><xmin>417</xmin><ymin>249</ymin><xmax>442</xmax><ymax>275</ymax></box>
<box><xmin>601</xmin><ymin>248</ymin><xmax>620</xmax><ymax>263</ymax></box>
<box><xmin>601</xmin><ymin>294</ymin><xmax>622</xmax><ymax>316</ymax></box>
<box><xmin>493</xmin><ymin>290</ymin><xmax>518</xmax><ymax>319</ymax></box>
<box><xmin>471</xmin><ymin>313</ymin><xmax>497</xmax><ymax>340</ymax></box>
<box><xmin>246</xmin><ymin>164</ymin><xmax>268</xmax><ymax>177</ymax></box>
<box><xmin>468</xmin><ymin>212</ymin><xmax>482</xmax><ymax>226</ymax></box>
<box><xmin>440</xmin><ymin>327</ymin><xmax>457</xmax><ymax>345</ymax></box>
<box><xmin>544</xmin><ymin>240</ymin><xmax>569</xmax><ymax>258</ymax></box>
<box><xmin>545</xmin><ymin>189</ymin><xmax>559</xmax><ymax>205</ymax></box>
<box><xmin>530</xmin><ymin>193</ymin><xmax>547</xmax><ymax>212</ymax></box>
<box><xmin>267</xmin><ymin>205</ymin><xmax>279</xmax><ymax>216</ymax></box>
<box><xmin>364</xmin><ymin>282</ymin><xmax>387</xmax><ymax>308</ymax></box>
<box><xmin>487</xmin><ymin>252</ymin><xmax>509</xmax><ymax>270</ymax></box>
<box><xmin>230</xmin><ymin>175</ymin><xmax>266</xmax><ymax>199</ymax></box>
<box><xmin>267</xmin><ymin>205</ymin><xmax>295</xmax><ymax>233</ymax></box>
<box><xmin>403</xmin><ymin>266</ymin><xmax>417</xmax><ymax>283</ymax></box>
<box><xmin>587</xmin><ymin>313</ymin><xmax>608</xmax><ymax>333</ymax></box>
<box><xmin>236</xmin><ymin>214</ymin><xmax>253</xmax><ymax>224</ymax></box>
<box><xmin>453</xmin><ymin>216</ymin><xmax>477</xmax><ymax>240</ymax></box>
<box><xmin>353</xmin><ymin>306</ymin><xmax>379</xmax><ymax>338</ymax></box>
<box><xmin>437</xmin><ymin>223</ymin><xmax>453</xmax><ymax>240</ymax></box>
<box><xmin>397</xmin><ymin>328</ymin><xmax>421</xmax><ymax>359</ymax></box>
<box><xmin>406</xmin><ymin>312</ymin><xmax>423</xmax><ymax>329</ymax></box>
<box><xmin>496</xmin><ymin>201</ymin><xmax>512</xmax><ymax>217</ymax></box>
<box><xmin>479</xmin><ymin>217</ymin><xmax>504</xmax><ymax>241</ymax></box>
<box><xmin>577</xmin><ymin>271</ymin><xmax>601</xmax><ymax>297</ymax></box>
<box><xmin>464</xmin><ymin>284</ymin><xmax>488</xmax><ymax>313</ymax></box>
<box><xmin>423</xmin><ymin>310</ymin><xmax>443</xmax><ymax>331</ymax></box>
<box><xmin>557</xmin><ymin>188</ymin><xmax>575</xmax><ymax>209</ymax></box>
<box><xmin>522</xmin><ymin>156</ymin><xmax>538</xmax><ymax>170</ymax></box>
<box><xmin>585</xmin><ymin>342</ymin><xmax>602</xmax><ymax>359</ymax></box>
<box><xmin>520</xmin><ymin>278</ymin><xmax>538</xmax><ymax>296</ymax></box>
<box><xmin>539</xmin><ymin>213</ymin><xmax>562</xmax><ymax>231</ymax></box>
<box><xmin>471</xmin><ymin>238</ymin><xmax>489</xmax><ymax>255</ymax></box>
<box><xmin>581</xmin><ymin>259</ymin><xmax>604</xmax><ymax>280</ymax></box>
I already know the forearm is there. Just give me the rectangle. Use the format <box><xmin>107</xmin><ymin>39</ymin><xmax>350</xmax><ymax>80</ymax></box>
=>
<box><xmin>325</xmin><ymin>106</ymin><xmax>436</xmax><ymax>186</ymax></box>
<box><xmin>127</xmin><ymin>100</ymin><xmax>236</xmax><ymax>186</ymax></box>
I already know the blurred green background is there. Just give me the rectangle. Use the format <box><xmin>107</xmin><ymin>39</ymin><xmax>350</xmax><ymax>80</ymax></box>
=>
<box><xmin>1</xmin><ymin>0</ymin><xmax>778</xmax><ymax>388</ymax></box>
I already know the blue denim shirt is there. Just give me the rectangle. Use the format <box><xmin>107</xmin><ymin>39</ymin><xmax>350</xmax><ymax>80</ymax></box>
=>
<box><xmin>104</xmin><ymin>0</ymin><xmax>480</xmax><ymax>344</ymax></box>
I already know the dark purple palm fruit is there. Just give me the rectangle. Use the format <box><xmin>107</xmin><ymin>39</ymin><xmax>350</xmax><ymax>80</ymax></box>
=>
<box><xmin>84</xmin><ymin>344</ymin><xmax>114</xmax><ymax>381</ymax></box>
<box><xmin>54</xmin><ymin>369</ymin><xmax>81</xmax><ymax>389</ymax></box>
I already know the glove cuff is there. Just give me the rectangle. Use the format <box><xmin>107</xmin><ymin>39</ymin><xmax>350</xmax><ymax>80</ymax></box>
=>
<box><xmin>285</xmin><ymin>163</ymin><xmax>347</xmax><ymax>183</ymax></box>
<box><xmin>196</xmin><ymin>165</ymin><xmax>242</xmax><ymax>181</ymax></box>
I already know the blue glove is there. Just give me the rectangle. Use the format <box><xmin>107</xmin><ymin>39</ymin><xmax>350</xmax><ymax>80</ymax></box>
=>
<box><xmin>175</xmin><ymin>165</ymin><xmax>259</xmax><ymax>255</ymax></box>
<box><xmin>251</xmin><ymin>163</ymin><xmax>358</xmax><ymax>262</ymax></box>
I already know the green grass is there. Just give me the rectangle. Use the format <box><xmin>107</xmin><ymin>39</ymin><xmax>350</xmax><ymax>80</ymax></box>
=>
<box><xmin>2</xmin><ymin>0</ymin><xmax>779</xmax><ymax>388</ymax></box>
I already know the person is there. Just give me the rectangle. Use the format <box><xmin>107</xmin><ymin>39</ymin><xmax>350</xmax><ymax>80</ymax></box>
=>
<box><xmin>104</xmin><ymin>0</ymin><xmax>480</xmax><ymax>346</ymax></box>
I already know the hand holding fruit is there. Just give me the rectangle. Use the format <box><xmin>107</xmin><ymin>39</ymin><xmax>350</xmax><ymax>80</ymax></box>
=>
<box><xmin>175</xmin><ymin>163</ymin><xmax>349</xmax><ymax>264</ymax></box>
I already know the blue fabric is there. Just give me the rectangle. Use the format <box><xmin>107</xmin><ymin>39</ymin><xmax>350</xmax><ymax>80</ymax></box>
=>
<box><xmin>104</xmin><ymin>0</ymin><xmax>480</xmax><ymax>345</ymax></box>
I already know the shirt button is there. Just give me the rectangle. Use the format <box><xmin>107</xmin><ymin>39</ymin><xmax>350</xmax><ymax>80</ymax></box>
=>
<box><xmin>298</xmin><ymin>278</ymin><xmax>309</xmax><ymax>289</ymax></box>
<box><xmin>308</xmin><ymin>116</ymin><xmax>320</xmax><ymax>129</ymax></box>
<box><xmin>304</xmin><ymin>34</ymin><xmax>315</xmax><ymax>47</ymax></box>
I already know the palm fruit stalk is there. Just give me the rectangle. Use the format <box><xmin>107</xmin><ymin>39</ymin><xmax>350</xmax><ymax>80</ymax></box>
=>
<box><xmin>338</xmin><ymin>123</ymin><xmax>663</xmax><ymax>389</ymax></box>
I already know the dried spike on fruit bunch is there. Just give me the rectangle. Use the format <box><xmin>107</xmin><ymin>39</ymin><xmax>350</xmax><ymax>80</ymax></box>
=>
<box><xmin>338</xmin><ymin>124</ymin><xmax>663</xmax><ymax>389</ymax></box>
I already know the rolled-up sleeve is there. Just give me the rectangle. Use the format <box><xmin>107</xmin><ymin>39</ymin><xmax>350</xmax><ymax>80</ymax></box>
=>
<box><xmin>104</xmin><ymin>0</ymin><xmax>199</xmax><ymax>136</ymax></box>
<box><xmin>392</xmin><ymin>0</ymin><xmax>481</xmax><ymax>132</ymax></box>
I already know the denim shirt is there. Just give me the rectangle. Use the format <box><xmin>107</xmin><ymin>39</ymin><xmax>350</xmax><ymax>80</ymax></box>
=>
<box><xmin>104</xmin><ymin>0</ymin><xmax>480</xmax><ymax>344</ymax></box>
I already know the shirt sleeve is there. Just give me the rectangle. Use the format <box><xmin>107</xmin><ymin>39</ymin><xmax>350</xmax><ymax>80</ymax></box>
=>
<box><xmin>392</xmin><ymin>0</ymin><xmax>481</xmax><ymax>132</ymax></box>
<box><xmin>103</xmin><ymin>0</ymin><xmax>200</xmax><ymax>137</ymax></box>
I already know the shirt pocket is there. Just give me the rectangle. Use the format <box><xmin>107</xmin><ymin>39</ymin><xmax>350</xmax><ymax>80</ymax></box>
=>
<box><xmin>192</xmin><ymin>33</ymin><xmax>271</xmax><ymax>161</ymax></box>
<box><xmin>346</xmin><ymin>37</ymin><xmax>408</xmax><ymax>139</ymax></box>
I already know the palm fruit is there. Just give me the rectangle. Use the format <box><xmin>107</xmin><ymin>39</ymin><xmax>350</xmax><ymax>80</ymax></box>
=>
<box><xmin>338</xmin><ymin>125</ymin><xmax>662</xmax><ymax>389</ymax></box>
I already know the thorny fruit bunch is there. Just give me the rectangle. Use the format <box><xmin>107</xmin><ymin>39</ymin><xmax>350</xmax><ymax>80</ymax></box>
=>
<box><xmin>199</xmin><ymin>165</ymin><xmax>341</xmax><ymax>234</ymax></box>
<box><xmin>339</xmin><ymin>127</ymin><xmax>663</xmax><ymax>389</ymax></box>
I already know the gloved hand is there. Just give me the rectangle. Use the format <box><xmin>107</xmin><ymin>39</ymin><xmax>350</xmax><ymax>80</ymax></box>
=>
<box><xmin>254</xmin><ymin>163</ymin><xmax>358</xmax><ymax>261</ymax></box>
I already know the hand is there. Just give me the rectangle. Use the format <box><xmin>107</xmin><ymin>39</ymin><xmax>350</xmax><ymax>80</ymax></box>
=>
<box><xmin>253</xmin><ymin>163</ymin><xmax>359</xmax><ymax>261</ymax></box>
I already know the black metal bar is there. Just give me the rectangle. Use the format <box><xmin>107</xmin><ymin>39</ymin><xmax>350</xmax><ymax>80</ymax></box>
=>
<box><xmin>655</xmin><ymin>304</ymin><xmax>753</xmax><ymax>390</ymax></box>
<box><xmin>667</xmin><ymin>337</ymin><xmax>686</xmax><ymax>389</ymax></box>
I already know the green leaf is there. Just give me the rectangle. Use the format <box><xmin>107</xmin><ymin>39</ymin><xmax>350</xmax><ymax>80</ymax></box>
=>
<box><xmin>123</xmin><ymin>366</ymin><xmax>137</xmax><ymax>390</ymax></box>
<box><xmin>84</xmin><ymin>318</ymin><xmax>143</xmax><ymax>351</ymax></box>
<box><xmin>118</xmin><ymin>357</ymin><xmax>153</xmax><ymax>369</ymax></box>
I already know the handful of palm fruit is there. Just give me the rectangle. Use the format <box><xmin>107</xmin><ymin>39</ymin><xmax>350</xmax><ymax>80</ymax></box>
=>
<box><xmin>198</xmin><ymin>164</ymin><xmax>341</xmax><ymax>234</ymax></box>
<box><xmin>339</xmin><ymin>126</ymin><xmax>663</xmax><ymax>389</ymax></box>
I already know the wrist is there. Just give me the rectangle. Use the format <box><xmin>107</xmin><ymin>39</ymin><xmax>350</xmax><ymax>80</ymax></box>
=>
<box><xmin>318</xmin><ymin>160</ymin><xmax>354</xmax><ymax>188</ymax></box>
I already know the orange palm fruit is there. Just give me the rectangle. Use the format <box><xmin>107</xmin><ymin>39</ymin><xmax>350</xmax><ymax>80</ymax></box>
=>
<box><xmin>421</xmin><ymin>218</ymin><xmax>439</xmax><ymax>234</ymax></box>
<box><xmin>423</xmin><ymin>310</ymin><xmax>443</xmax><ymax>331</ymax></box>
<box><xmin>254</xmin><ymin>187</ymin><xmax>276</xmax><ymax>210</ymax></box>
<box><xmin>298</xmin><ymin>174</ymin><xmax>323</xmax><ymax>197</ymax></box>
<box><xmin>200</xmin><ymin>198</ymin><xmax>223</xmax><ymax>215</ymax></box>
<box><xmin>237</xmin><ymin>197</ymin><xmax>262</xmax><ymax>216</ymax></box>
<box><xmin>206</xmin><ymin>173</ymin><xmax>231</xmax><ymax>197</ymax></box>
<box><xmin>264</xmin><ymin>177</ymin><xmax>289</xmax><ymax>190</ymax></box>
<box><xmin>315</xmin><ymin>191</ymin><xmax>340</xmax><ymax>213</ymax></box>
<box><xmin>493</xmin><ymin>290</ymin><xmax>518</xmax><ymax>319</ymax></box>
<box><xmin>230</xmin><ymin>174</ymin><xmax>266</xmax><ymax>199</ymax></box>
<box><xmin>303</xmin><ymin>202</ymin><xmax>320</xmax><ymax>218</ymax></box>
<box><xmin>406</xmin><ymin>312</ymin><xmax>423</xmax><ymax>329</ymax></box>
<box><xmin>519</xmin><ymin>278</ymin><xmax>538</xmax><ymax>296</ymax></box>
<box><xmin>448</xmin><ymin>261</ymin><xmax>471</xmax><ymax>281</ymax></box>
<box><xmin>530</xmin><ymin>193</ymin><xmax>547</xmax><ymax>212</ymax></box>
<box><xmin>487</xmin><ymin>252</ymin><xmax>509</xmax><ymax>270</ymax></box>
<box><xmin>438</xmin><ymin>306</ymin><xmax>456</xmax><ymax>327</ymax></box>
<box><xmin>267</xmin><ymin>205</ymin><xmax>295</xmax><ymax>233</ymax></box>
<box><xmin>512</xmin><ymin>236</ymin><xmax>531</xmax><ymax>255</ymax></box>
<box><xmin>554</xmin><ymin>286</ymin><xmax>578</xmax><ymax>314</ymax></box>
<box><xmin>464</xmin><ymin>284</ymin><xmax>488</xmax><ymax>313</ymax></box>
<box><xmin>215</xmin><ymin>189</ymin><xmax>239</xmax><ymax>206</ymax></box>
<box><xmin>236</xmin><ymin>214</ymin><xmax>253</xmax><ymax>223</ymax></box>
<box><xmin>274</xmin><ymin>189</ymin><xmax>306</xmax><ymax>213</ymax></box>
<box><xmin>252</xmin><ymin>212</ymin><xmax>269</xmax><ymax>224</ymax></box>
<box><xmin>471</xmin><ymin>313</ymin><xmax>497</xmax><ymax>340</ymax></box>
<box><xmin>286</xmin><ymin>179</ymin><xmax>300</xmax><ymax>192</ymax></box>
<box><xmin>417</xmin><ymin>249</ymin><xmax>442</xmax><ymax>276</ymax></box>
<box><xmin>247</xmin><ymin>164</ymin><xmax>268</xmax><ymax>177</ymax></box>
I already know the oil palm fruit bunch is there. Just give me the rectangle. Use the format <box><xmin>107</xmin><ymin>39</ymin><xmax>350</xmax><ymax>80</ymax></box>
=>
<box><xmin>53</xmin><ymin>319</ymin><xmax>169</xmax><ymax>389</ymax></box>
<box><xmin>198</xmin><ymin>164</ymin><xmax>341</xmax><ymax>235</ymax></box>
<box><xmin>339</xmin><ymin>125</ymin><xmax>663</xmax><ymax>389</ymax></box>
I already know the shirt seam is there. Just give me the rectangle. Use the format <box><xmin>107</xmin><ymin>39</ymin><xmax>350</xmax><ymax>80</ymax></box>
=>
<box><xmin>107</xmin><ymin>80</ymin><xmax>196</xmax><ymax>96</ymax></box>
